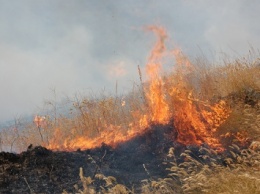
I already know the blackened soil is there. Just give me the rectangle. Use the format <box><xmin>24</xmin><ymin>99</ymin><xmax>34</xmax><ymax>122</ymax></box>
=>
<box><xmin>0</xmin><ymin>123</ymin><xmax>181</xmax><ymax>194</ymax></box>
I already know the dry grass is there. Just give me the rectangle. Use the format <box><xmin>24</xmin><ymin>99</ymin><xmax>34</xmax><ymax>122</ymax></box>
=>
<box><xmin>1</xmin><ymin>53</ymin><xmax>260</xmax><ymax>151</ymax></box>
<box><xmin>62</xmin><ymin>167</ymin><xmax>132</xmax><ymax>194</ymax></box>
<box><xmin>191</xmin><ymin>56</ymin><xmax>260</xmax><ymax>99</ymax></box>
<box><xmin>0</xmin><ymin>52</ymin><xmax>260</xmax><ymax>193</ymax></box>
<box><xmin>142</xmin><ymin>145</ymin><xmax>260</xmax><ymax>194</ymax></box>
<box><xmin>66</xmin><ymin>144</ymin><xmax>260</xmax><ymax>194</ymax></box>
<box><xmin>60</xmin><ymin>54</ymin><xmax>260</xmax><ymax>193</ymax></box>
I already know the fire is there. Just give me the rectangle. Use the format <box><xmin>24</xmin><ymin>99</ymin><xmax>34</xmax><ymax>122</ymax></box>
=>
<box><xmin>145</xmin><ymin>26</ymin><xmax>170</xmax><ymax>124</ymax></box>
<box><xmin>47</xmin><ymin>123</ymin><xmax>148</xmax><ymax>151</ymax></box>
<box><xmin>143</xmin><ymin>26</ymin><xmax>231</xmax><ymax>150</ymax></box>
<box><xmin>45</xmin><ymin>26</ymin><xmax>231</xmax><ymax>152</ymax></box>
<box><xmin>34</xmin><ymin>115</ymin><xmax>46</xmax><ymax>128</ymax></box>
<box><xmin>222</xmin><ymin>131</ymin><xmax>249</xmax><ymax>146</ymax></box>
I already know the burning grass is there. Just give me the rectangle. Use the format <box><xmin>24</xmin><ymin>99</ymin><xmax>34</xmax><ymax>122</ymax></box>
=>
<box><xmin>0</xmin><ymin>26</ymin><xmax>260</xmax><ymax>193</ymax></box>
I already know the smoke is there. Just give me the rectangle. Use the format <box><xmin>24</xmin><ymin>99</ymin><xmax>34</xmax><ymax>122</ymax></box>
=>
<box><xmin>0</xmin><ymin>0</ymin><xmax>260</xmax><ymax>122</ymax></box>
<box><xmin>107</xmin><ymin>60</ymin><xmax>128</xmax><ymax>78</ymax></box>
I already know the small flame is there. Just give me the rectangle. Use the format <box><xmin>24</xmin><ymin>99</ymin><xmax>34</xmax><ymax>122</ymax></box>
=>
<box><xmin>34</xmin><ymin>115</ymin><xmax>46</xmax><ymax>128</ymax></box>
<box><xmin>47</xmin><ymin>123</ymin><xmax>148</xmax><ymax>151</ymax></box>
<box><xmin>222</xmin><ymin>131</ymin><xmax>249</xmax><ymax>146</ymax></box>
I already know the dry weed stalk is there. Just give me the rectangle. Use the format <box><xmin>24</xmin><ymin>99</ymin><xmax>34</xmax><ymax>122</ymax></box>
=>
<box><xmin>142</xmin><ymin>144</ymin><xmax>260</xmax><ymax>194</ymax></box>
<box><xmin>63</xmin><ymin>167</ymin><xmax>132</xmax><ymax>194</ymax></box>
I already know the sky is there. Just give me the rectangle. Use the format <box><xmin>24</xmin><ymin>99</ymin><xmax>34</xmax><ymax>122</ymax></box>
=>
<box><xmin>0</xmin><ymin>0</ymin><xmax>260</xmax><ymax>123</ymax></box>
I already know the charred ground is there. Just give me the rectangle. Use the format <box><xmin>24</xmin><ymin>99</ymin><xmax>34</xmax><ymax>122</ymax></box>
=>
<box><xmin>0</xmin><ymin>123</ymin><xmax>180</xmax><ymax>193</ymax></box>
<box><xmin>0</xmin><ymin>122</ymin><xmax>256</xmax><ymax>194</ymax></box>
<box><xmin>0</xmin><ymin>91</ymin><xmax>258</xmax><ymax>193</ymax></box>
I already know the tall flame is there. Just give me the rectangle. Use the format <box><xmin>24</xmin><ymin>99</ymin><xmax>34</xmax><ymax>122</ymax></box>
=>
<box><xmin>145</xmin><ymin>26</ymin><xmax>170</xmax><ymax>124</ymax></box>
<box><xmin>143</xmin><ymin>26</ymin><xmax>230</xmax><ymax>150</ymax></box>
<box><xmin>45</xmin><ymin>26</ymin><xmax>231</xmax><ymax>152</ymax></box>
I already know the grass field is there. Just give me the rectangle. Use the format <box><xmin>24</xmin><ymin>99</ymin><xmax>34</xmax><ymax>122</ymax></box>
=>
<box><xmin>1</xmin><ymin>27</ymin><xmax>260</xmax><ymax>193</ymax></box>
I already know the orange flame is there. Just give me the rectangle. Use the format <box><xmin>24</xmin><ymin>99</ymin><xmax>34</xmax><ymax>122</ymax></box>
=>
<box><xmin>47</xmin><ymin>121</ymin><xmax>151</xmax><ymax>151</ymax></box>
<box><xmin>143</xmin><ymin>26</ymin><xmax>231</xmax><ymax>150</ymax></box>
<box><xmin>34</xmin><ymin>115</ymin><xmax>46</xmax><ymax>128</ymax></box>
<box><xmin>45</xmin><ymin>26</ymin><xmax>231</xmax><ymax>152</ymax></box>
<box><xmin>145</xmin><ymin>26</ymin><xmax>170</xmax><ymax>124</ymax></box>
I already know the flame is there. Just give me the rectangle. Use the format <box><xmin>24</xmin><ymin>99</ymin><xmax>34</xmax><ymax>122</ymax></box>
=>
<box><xmin>167</xmin><ymin>48</ymin><xmax>230</xmax><ymax>150</ymax></box>
<box><xmin>34</xmin><ymin>115</ymin><xmax>46</xmax><ymax>128</ymax></box>
<box><xmin>222</xmin><ymin>131</ymin><xmax>249</xmax><ymax>146</ymax></box>
<box><xmin>143</xmin><ymin>26</ymin><xmax>231</xmax><ymax>150</ymax></box>
<box><xmin>145</xmin><ymin>26</ymin><xmax>170</xmax><ymax>124</ymax></box>
<box><xmin>45</xmin><ymin>26</ymin><xmax>231</xmax><ymax>152</ymax></box>
<box><xmin>47</xmin><ymin>123</ymin><xmax>148</xmax><ymax>151</ymax></box>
